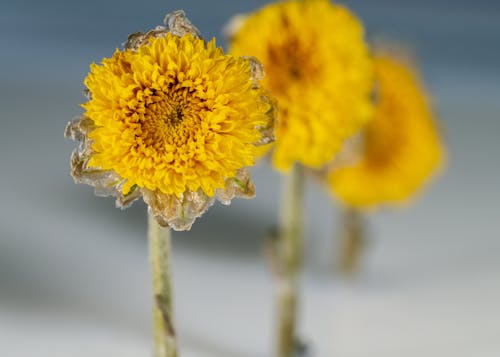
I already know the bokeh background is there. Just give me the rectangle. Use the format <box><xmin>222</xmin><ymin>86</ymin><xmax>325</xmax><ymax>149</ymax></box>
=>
<box><xmin>1</xmin><ymin>0</ymin><xmax>499</xmax><ymax>356</ymax></box>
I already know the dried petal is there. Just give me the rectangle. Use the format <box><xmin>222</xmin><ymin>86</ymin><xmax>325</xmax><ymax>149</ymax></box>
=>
<box><xmin>244</xmin><ymin>56</ymin><xmax>265</xmax><ymax>84</ymax></box>
<box><xmin>255</xmin><ymin>92</ymin><xmax>278</xmax><ymax>146</ymax></box>
<box><xmin>64</xmin><ymin>116</ymin><xmax>94</xmax><ymax>141</ymax></box>
<box><xmin>124</xmin><ymin>27</ymin><xmax>169</xmax><ymax>51</ymax></box>
<box><xmin>216</xmin><ymin>168</ymin><xmax>255</xmax><ymax>205</ymax></box>
<box><xmin>143</xmin><ymin>189</ymin><xmax>214</xmax><ymax>231</ymax></box>
<box><xmin>115</xmin><ymin>184</ymin><xmax>142</xmax><ymax>209</ymax></box>
<box><xmin>164</xmin><ymin>10</ymin><xmax>202</xmax><ymax>39</ymax></box>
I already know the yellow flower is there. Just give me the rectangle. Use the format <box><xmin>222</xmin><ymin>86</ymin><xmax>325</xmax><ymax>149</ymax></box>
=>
<box><xmin>228</xmin><ymin>0</ymin><xmax>373</xmax><ymax>170</ymax></box>
<box><xmin>66</xmin><ymin>11</ymin><xmax>276</xmax><ymax>230</ymax></box>
<box><xmin>327</xmin><ymin>53</ymin><xmax>444</xmax><ymax>208</ymax></box>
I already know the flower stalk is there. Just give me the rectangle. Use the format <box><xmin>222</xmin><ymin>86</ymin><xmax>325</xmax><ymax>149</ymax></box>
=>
<box><xmin>276</xmin><ymin>164</ymin><xmax>304</xmax><ymax>357</ymax></box>
<box><xmin>148</xmin><ymin>213</ymin><xmax>177</xmax><ymax>357</ymax></box>
<box><xmin>337</xmin><ymin>207</ymin><xmax>365</xmax><ymax>276</ymax></box>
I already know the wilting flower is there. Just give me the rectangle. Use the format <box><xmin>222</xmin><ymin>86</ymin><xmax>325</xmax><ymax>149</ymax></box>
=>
<box><xmin>228</xmin><ymin>0</ymin><xmax>373</xmax><ymax>170</ymax></box>
<box><xmin>65</xmin><ymin>11</ymin><xmax>276</xmax><ymax>230</ymax></box>
<box><xmin>327</xmin><ymin>53</ymin><xmax>444</xmax><ymax>208</ymax></box>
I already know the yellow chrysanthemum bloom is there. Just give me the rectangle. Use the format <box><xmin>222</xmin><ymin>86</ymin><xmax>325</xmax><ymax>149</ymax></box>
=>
<box><xmin>66</xmin><ymin>11</ymin><xmax>276</xmax><ymax>230</ymax></box>
<box><xmin>328</xmin><ymin>54</ymin><xmax>444</xmax><ymax>208</ymax></box>
<box><xmin>228</xmin><ymin>0</ymin><xmax>373</xmax><ymax>170</ymax></box>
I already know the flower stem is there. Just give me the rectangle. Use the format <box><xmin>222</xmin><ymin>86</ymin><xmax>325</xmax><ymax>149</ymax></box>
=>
<box><xmin>148</xmin><ymin>213</ymin><xmax>178</xmax><ymax>357</ymax></box>
<box><xmin>277</xmin><ymin>165</ymin><xmax>304</xmax><ymax>357</ymax></box>
<box><xmin>337</xmin><ymin>207</ymin><xmax>365</xmax><ymax>277</ymax></box>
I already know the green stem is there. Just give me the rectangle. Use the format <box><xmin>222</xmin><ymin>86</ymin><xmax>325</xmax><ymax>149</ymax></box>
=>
<box><xmin>277</xmin><ymin>164</ymin><xmax>304</xmax><ymax>357</ymax></box>
<box><xmin>337</xmin><ymin>207</ymin><xmax>365</xmax><ymax>277</ymax></box>
<box><xmin>148</xmin><ymin>213</ymin><xmax>178</xmax><ymax>357</ymax></box>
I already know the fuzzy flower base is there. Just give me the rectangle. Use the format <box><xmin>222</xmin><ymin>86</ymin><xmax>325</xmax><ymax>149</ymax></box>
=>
<box><xmin>66</xmin><ymin>11</ymin><xmax>276</xmax><ymax>230</ymax></box>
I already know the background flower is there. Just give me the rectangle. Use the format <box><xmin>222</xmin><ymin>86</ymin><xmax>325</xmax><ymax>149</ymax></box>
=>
<box><xmin>229</xmin><ymin>0</ymin><xmax>373</xmax><ymax>170</ymax></box>
<box><xmin>328</xmin><ymin>52</ymin><xmax>444</xmax><ymax>208</ymax></box>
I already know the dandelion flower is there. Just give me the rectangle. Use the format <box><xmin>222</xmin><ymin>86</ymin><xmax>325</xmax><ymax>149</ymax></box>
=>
<box><xmin>328</xmin><ymin>53</ymin><xmax>444</xmax><ymax>208</ymax></box>
<box><xmin>65</xmin><ymin>11</ymin><xmax>276</xmax><ymax>230</ymax></box>
<box><xmin>228</xmin><ymin>0</ymin><xmax>373</xmax><ymax>170</ymax></box>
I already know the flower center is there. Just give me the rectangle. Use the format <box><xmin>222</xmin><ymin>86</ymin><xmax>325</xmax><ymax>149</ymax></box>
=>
<box><xmin>164</xmin><ymin>105</ymin><xmax>184</xmax><ymax>126</ymax></box>
<box><xmin>136</xmin><ymin>85</ymin><xmax>206</xmax><ymax>153</ymax></box>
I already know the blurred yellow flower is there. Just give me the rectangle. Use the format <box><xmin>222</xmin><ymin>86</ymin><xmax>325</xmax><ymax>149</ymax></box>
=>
<box><xmin>66</xmin><ymin>11</ymin><xmax>275</xmax><ymax>230</ymax></box>
<box><xmin>328</xmin><ymin>54</ymin><xmax>444</xmax><ymax>208</ymax></box>
<box><xmin>229</xmin><ymin>0</ymin><xmax>373</xmax><ymax>170</ymax></box>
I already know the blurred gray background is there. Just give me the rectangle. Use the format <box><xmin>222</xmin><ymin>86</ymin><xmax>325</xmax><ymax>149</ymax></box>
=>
<box><xmin>1</xmin><ymin>0</ymin><xmax>499</xmax><ymax>356</ymax></box>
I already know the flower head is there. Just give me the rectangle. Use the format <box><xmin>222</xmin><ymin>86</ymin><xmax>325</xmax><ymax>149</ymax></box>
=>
<box><xmin>228</xmin><ymin>0</ymin><xmax>373</xmax><ymax>170</ymax></box>
<box><xmin>66</xmin><ymin>11</ymin><xmax>276</xmax><ymax>230</ymax></box>
<box><xmin>327</xmin><ymin>53</ymin><xmax>444</xmax><ymax>208</ymax></box>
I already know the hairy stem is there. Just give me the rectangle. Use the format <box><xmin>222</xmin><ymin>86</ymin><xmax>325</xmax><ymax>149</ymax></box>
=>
<box><xmin>337</xmin><ymin>207</ymin><xmax>365</xmax><ymax>276</ymax></box>
<box><xmin>149</xmin><ymin>213</ymin><xmax>178</xmax><ymax>357</ymax></box>
<box><xmin>277</xmin><ymin>165</ymin><xmax>304</xmax><ymax>357</ymax></box>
